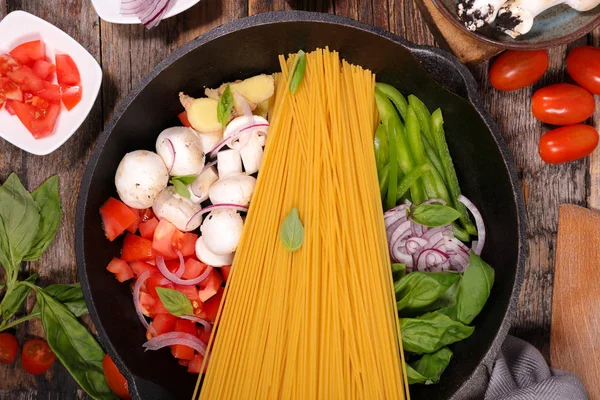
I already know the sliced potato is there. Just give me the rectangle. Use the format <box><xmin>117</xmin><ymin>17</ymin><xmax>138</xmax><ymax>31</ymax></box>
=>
<box><xmin>186</xmin><ymin>97</ymin><xmax>221</xmax><ymax>133</ymax></box>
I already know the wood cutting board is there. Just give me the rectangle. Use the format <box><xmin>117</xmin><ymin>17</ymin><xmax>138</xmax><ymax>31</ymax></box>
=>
<box><xmin>551</xmin><ymin>204</ymin><xmax>600</xmax><ymax>399</ymax></box>
<box><xmin>416</xmin><ymin>0</ymin><xmax>503</xmax><ymax>66</ymax></box>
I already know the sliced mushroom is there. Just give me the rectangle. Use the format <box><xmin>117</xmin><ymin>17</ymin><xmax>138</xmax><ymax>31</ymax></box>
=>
<box><xmin>240</xmin><ymin>133</ymin><xmax>263</xmax><ymax>175</ymax></box>
<box><xmin>208</xmin><ymin>174</ymin><xmax>256</xmax><ymax>207</ymax></box>
<box><xmin>195</xmin><ymin>236</ymin><xmax>234</xmax><ymax>267</ymax></box>
<box><xmin>115</xmin><ymin>150</ymin><xmax>169</xmax><ymax>209</ymax></box>
<box><xmin>189</xmin><ymin>166</ymin><xmax>219</xmax><ymax>204</ymax></box>
<box><xmin>152</xmin><ymin>186</ymin><xmax>203</xmax><ymax>231</ymax></box>
<box><xmin>217</xmin><ymin>149</ymin><xmax>242</xmax><ymax>178</ymax></box>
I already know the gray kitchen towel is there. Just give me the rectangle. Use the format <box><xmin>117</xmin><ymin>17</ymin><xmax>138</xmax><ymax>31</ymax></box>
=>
<box><xmin>485</xmin><ymin>335</ymin><xmax>589</xmax><ymax>400</ymax></box>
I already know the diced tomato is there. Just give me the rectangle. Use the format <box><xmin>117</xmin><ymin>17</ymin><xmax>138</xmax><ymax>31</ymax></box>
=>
<box><xmin>220</xmin><ymin>266</ymin><xmax>231</xmax><ymax>282</ymax></box>
<box><xmin>145</xmin><ymin>272</ymin><xmax>172</xmax><ymax>297</ymax></box>
<box><xmin>139</xmin><ymin>292</ymin><xmax>156</xmax><ymax>317</ymax></box>
<box><xmin>171</xmin><ymin>320</ymin><xmax>196</xmax><ymax>360</ymax></box>
<box><xmin>9</xmin><ymin>99</ymin><xmax>59</xmax><ymax>139</ymax></box>
<box><xmin>187</xmin><ymin>353</ymin><xmax>206</xmax><ymax>374</ymax></box>
<box><xmin>4</xmin><ymin>100</ymin><xmax>15</xmax><ymax>115</ymax></box>
<box><xmin>32</xmin><ymin>59</ymin><xmax>55</xmax><ymax>81</ymax></box>
<box><xmin>101</xmin><ymin>212</ymin><xmax>124</xmax><ymax>242</ymax></box>
<box><xmin>139</xmin><ymin>217</ymin><xmax>159</xmax><ymax>240</ymax></box>
<box><xmin>198</xmin><ymin>268</ymin><xmax>223</xmax><ymax>302</ymax></box>
<box><xmin>176</xmin><ymin>232</ymin><xmax>198</xmax><ymax>257</ymax></box>
<box><xmin>140</xmin><ymin>208</ymin><xmax>155</xmax><ymax>222</ymax></box>
<box><xmin>151</xmin><ymin>314</ymin><xmax>177</xmax><ymax>336</ymax></box>
<box><xmin>121</xmin><ymin>233</ymin><xmax>154</xmax><ymax>262</ymax></box>
<box><xmin>165</xmin><ymin>259</ymin><xmax>182</xmax><ymax>275</ymax></box>
<box><xmin>152</xmin><ymin>219</ymin><xmax>179</xmax><ymax>259</ymax></box>
<box><xmin>178</xmin><ymin>111</ymin><xmax>191</xmax><ymax>127</ymax></box>
<box><xmin>174</xmin><ymin>285</ymin><xmax>201</xmax><ymax>307</ymax></box>
<box><xmin>126</xmin><ymin>207</ymin><xmax>141</xmax><ymax>234</ymax></box>
<box><xmin>151</xmin><ymin>297</ymin><xmax>170</xmax><ymax>316</ymax></box>
<box><xmin>55</xmin><ymin>54</ymin><xmax>80</xmax><ymax>85</ymax></box>
<box><xmin>36</xmin><ymin>81</ymin><xmax>62</xmax><ymax>101</ymax></box>
<box><xmin>197</xmin><ymin>328</ymin><xmax>211</xmax><ymax>344</ymax></box>
<box><xmin>0</xmin><ymin>54</ymin><xmax>19</xmax><ymax>75</ymax></box>
<box><xmin>182</xmin><ymin>259</ymin><xmax>207</xmax><ymax>280</ymax></box>
<box><xmin>0</xmin><ymin>77</ymin><xmax>23</xmax><ymax>103</ymax></box>
<box><xmin>129</xmin><ymin>261</ymin><xmax>155</xmax><ymax>278</ymax></box>
<box><xmin>10</xmin><ymin>40</ymin><xmax>46</xmax><ymax>66</ymax></box>
<box><xmin>7</xmin><ymin>66</ymin><xmax>44</xmax><ymax>93</ymax></box>
<box><xmin>199</xmin><ymin>287</ymin><xmax>224</xmax><ymax>323</ymax></box>
<box><xmin>60</xmin><ymin>85</ymin><xmax>82</xmax><ymax>111</ymax></box>
<box><xmin>100</xmin><ymin>198</ymin><xmax>138</xmax><ymax>235</ymax></box>
<box><xmin>106</xmin><ymin>257</ymin><xmax>134</xmax><ymax>282</ymax></box>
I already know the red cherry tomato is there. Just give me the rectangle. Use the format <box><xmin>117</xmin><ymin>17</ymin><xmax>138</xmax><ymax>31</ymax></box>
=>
<box><xmin>102</xmin><ymin>355</ymin><xmax>131</xmax><ymax>400</ymax></box>
<box><xmin>21</xmin><ymin>339</ymin><xmax>56</xmax><ymax>375</ymax></box>
<box><xmin>531</xmin><ymin>84</ymin><xmax>595</xmax><ymax>126</ymax></box>
<box><xmin>539</xmin><ymin>125</ymin><xmax>599</xmax><ymax>164</ymax></box>
<box><xmin>567</xmin><ymin>46</ymin><xmax>600</xmax><ymax>95</ymax></box>
<box><xmin>0</xmin><ymin>333</ymin><xmax>19</xmax><ymax>365</ymax></box>
<box><xmin>490</xmin><ymin>50</ymin><xmax>549</xmax><ymax>92</ymax></box>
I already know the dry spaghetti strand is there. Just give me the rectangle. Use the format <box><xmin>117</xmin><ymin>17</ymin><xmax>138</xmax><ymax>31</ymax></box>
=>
<box><xmin>196</xmin><ymin>48</ymin><xmax>409</xmax><ymax>400</ymax></box>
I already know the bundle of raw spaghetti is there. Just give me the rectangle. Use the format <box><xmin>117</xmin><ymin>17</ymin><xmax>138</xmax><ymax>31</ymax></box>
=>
<box><xmin>195</xmin><ymin>48</ymin><xmax>409</xmax><ymax>400</ymax></box>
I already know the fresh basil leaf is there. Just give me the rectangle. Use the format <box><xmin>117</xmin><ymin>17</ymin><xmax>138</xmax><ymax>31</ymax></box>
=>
<box><xmin>171</xmin><ymin>179</ymin><xmax>191</xmax><ymax>199</ymax></box>
<box><xmin>24</xmin><ymin>176</ymin><xmax>61</xmax><ymax>261</ymax></box>
<box><xmin>374</xmin><ymin>124</ymin><xmax>389</xmax><ymax>172</ymax></box>
<box><xmin>0</xmin><ymin>273</ymin><xmax>37</xmax><ymax>322</ymax></box>
<box><xmin>0</xmin><ymin>173</ymin><xmax>40</xmax><ymax>278</ymax></box>
<box><xmin>453</xmin><ymin>252</ymin><xmax>495</xmax><ymax>325</ymax></box>
<box><xmin>217</xmin><ymin>83</ymin><xmax>234</xmax><ymax>128</ymax></box>
<box><xmin>408</xmin><ymin>347</ymin><xmax>453</xmax><ymax>385</ymax></box>
<box><xmin>400</xmin><ymin>311</ymin><xmax>474</xmax><ymax>354</ymax></box>
<box><xmin>289</xmin><ymin>50</ymin><xmax>306</xmax><ymax>94</ymax></box>
<box><xmin>156</xmin><ymin>287</ymin><xmax>193</xmax><ymax>317</ymax></box>
<box><xmin>280</xmin><ymin>207</ymin><xmax>304</xmax><ymax>252</ymax></box>
<box><xmin>32</xmin><ymin>283</ymin><xmax>88</xmax><ymax>317</ymax></box>
<box><xmin>171</xmin><ymin>175</ymin><xmax>197</xmax><ymax>185</ymax></box>
<box><xmin>409</xmin><ymin>204</ymin><xmax>460</xmax><ymax>227</ymax></box>
<box><xmin>395</xmin><ymin>271</ymin><xmax>460</xmax><ymax>313</ymax></box>
<box><xmin>391</xmin><ymin>263</ymin><xmax>406</xmax><ymax>281</ymax></box>
<box><xmin>35</xmin><ymin>288</ymin><xmax>117</xmax><ymax>400</ymax></box>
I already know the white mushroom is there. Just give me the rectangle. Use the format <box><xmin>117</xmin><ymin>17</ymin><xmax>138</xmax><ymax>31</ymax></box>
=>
<box><xmin>115</xmin><ymin>150</ymin><xmax>169</xmax><ymax>209</ymax></box>
<box><xmin>224</xmin><ymin>115</ymin><xmax>269</xmax><ymax>152</ymax></box>
<box><xmin>209</xmin><ymin>174</ymin><xmax>256</xmax><ymax>207</ymax></box>
<box><xmin>189</xmin><ymin>166</ymin><xmax>219</xmax><ymax>204</ymax></box>
<box><xmin>152</xmin><ymin>186</ymin><xmax>203</xmax><ymax>231</ymax></box>
<box><xmin>200</xmin><ymin>209</ymin><xmax>244</xmax><ymax>255</ymax></box>
<box><xmin>497</xmin><ymin>0</ymin><xmax>600</xmax><ymax>38</ymax></box>
<box><xmin>155</xmin><ymin>127</ymin><xmax>205</xmax><ymax>176</ymax></box>
<box><xmin>240</xmin><ymin>133</ymin><xmax>264</xmax><ymax>175</ymax></box>
<box><xmin>217</xmin><ymin>149</ymin><xmax>242</xmax><ymax>178</ymax></box>
<box><xmin>195</xmin><ymin>236</ymin><xmax>234</xmax><ymax>267</ymax></box>
<box><xmin>198</xmin><ymin>131</ymin><xmax>222</xmax><ymax>154</ymax></box>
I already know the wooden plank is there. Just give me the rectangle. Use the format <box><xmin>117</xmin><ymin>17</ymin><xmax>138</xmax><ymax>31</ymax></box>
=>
<box><xmin>551</xmin><ymin>205</ymin><xmax>600</xmax><ymax>399</ymax></box>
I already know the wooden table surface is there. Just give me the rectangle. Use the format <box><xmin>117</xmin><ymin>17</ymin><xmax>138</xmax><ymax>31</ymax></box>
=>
<box><xmin>0</xmin><ymin>0</ymin><xmax>599</xmax><ymax>398</ymax></box>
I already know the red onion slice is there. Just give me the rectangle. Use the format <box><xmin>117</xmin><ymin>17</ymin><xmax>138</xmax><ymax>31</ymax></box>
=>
<box><xmin>416</xmin><ymin>248</ymin><xmax>449</xmax><ymax>272</ymax></box>
<box><xmin>233</xmin><ymin>91</ymin><xmax>253</xmax><ymax>117</ymax></box>
<box><xmin>209</xmin><ymin>122</ymin><xmax>270</xmax><ymax>158</ymax></box>
<box><xmin>166</xmin><ymin>138</ymin><xmax>176</xmax><ymax>174</ymax></box>
<box><xmin>458</xmin><ymin>195</ymin><xmax>485</xmax><ymax>255</ymax></box>
<box><xmin>185</xmin><ymin>203</ymin><xmax>249</xmax><ymax>231</ymax></box>
<box><xmin>143</xmin><ymin>332</ymin><xmax>207</xmax><ymax>356</ymax></box>
<box><xmin>120</xmin><ymin>0</ymin><xmax>171</xmax><ymax>29</ymax></box>
<box><xmin>133</xmin><ymin>271</ymin><xmax>157</xmax><ymax>336</ymax></box>
<box><xmin>181</xmin><ymin>315</ymin><xmax>212</xmax><ymax>333</ymax></box>
<box><xmin>175</xmin><ymin>250</ymin><xmax>185</xmax><ymax>278</ymax></box>
<box><xmin>157</xmin><ymin>256</ymin><xmax>213</xmax><ymax>286</ymax></box>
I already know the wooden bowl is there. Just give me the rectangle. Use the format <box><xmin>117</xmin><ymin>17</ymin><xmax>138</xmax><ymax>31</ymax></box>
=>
<box><xmin>431</xmin><ymin>0</ymin><xmax>600</xmax><ymax>50</ymax></box>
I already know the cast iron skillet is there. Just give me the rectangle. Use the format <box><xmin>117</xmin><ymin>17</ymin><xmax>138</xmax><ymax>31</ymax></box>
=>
<box><xmin>76</xmin><ymin>11</ymin><xmax>526</xmax><ymax>400</ymax></box>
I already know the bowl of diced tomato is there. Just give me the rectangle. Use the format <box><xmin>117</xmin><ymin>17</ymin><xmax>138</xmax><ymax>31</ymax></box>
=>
<box><xmin>0</xmin><ymin>11</ymin><xmax>102</xmax><ymax>155</ymax></box>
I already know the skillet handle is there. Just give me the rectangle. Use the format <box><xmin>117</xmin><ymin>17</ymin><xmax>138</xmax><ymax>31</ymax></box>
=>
<box><xmin>130</xmin><ymin>375</ymin><xmax>176</xmax><ymax>400</ymax></box>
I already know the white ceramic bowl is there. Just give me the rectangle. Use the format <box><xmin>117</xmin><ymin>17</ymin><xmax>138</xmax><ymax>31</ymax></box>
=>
<box><xmin>90</xmin><ymin>0</ymin><xmax>201</xmax><ymax>24</ymax></box>
<box><xmin>0</xmin><ymin>11</ymin><xmax>102</xmax><ymax>156</ymax></box>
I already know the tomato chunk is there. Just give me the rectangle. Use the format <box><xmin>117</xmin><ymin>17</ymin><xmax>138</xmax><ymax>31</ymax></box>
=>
<box><xmin>101</xmin><ymin>198</ymin><xmax>138</xmax><ymax>233</ymax></box>
<box><xmin>139</xmin><ymin>292</ymin><xmax>156</xmax><ymax>316</ymax></box>
<box><xmin>102</xmin><ymin>355</ymin><xmax>131</xmax><ymax>400</ymax></box>
<box><xmin>187</xmin><ymin>353</ymin><xmax>206</xmax><ymax>374</ymax></box>
<box><xmin>182</xmin><ymin>258</ymin><xmax>208</xmax><ymax>280</ymax></box>
<box><xmin>121</xmin><ymin>233</ymin><xmax>154</xmax><ymax>262</ymax></box>
<box><xmin>177</xmin><ymin>232</ymin><xmax>198</xmax><ymax>257</ymax></box>
<box><xmin>198</xmin><ymin>268</ymin><xmax>223</xmax><ymax>302</ymax></box>
<box><xmin>171</xmin><ymin>320</ymin><xmax>196</xmax><ymax>360</ymax></box>
<box><xmin>61</xmin><ymin>85</ymin><xmax>82</xmax><ymax>111</ymax></box>
<box><xmin>174</xmin><ymin>284</ymin><xmax>201</xmax><ymax>305</ymax></box>
<box><xmin>55</xmin><ymin>54</ymin><xmax>80</xmax><ymax>85</ymax></box>
<box><xmin>21</xmin><ymin>339</ymin><xmax>55</xmax><ymax>375</ymax></box>
<box><xmin>152</xmin><ymin>219</ymin><xmax>179</xmax><ymax>259</ymax></box>
<box><xmin>220</xmin><ymin>265</ymin><xmax>231</xmax><ymax>282</ymax></box>
<box><xmin>8</xmin><ymin>99</ymin><xmax>60</xmax><ymax>139</ymax></box>
<box><xmin>0</xmin><ymin>77</ymin><xmax>23</xmax><ymax>102</ymax></box>
<box><xmin>151</xmin><ymin>314</ymin><xmax>177</xmax><ymax>336</ymax></box>
<box><xmin>7</xmin><ymin>66</ymin><xmax>44</xmax><ymax>93</ymax></box>
<box><xmin>36</xmin><ymin>81</ymin><xmax>62</xmax><ymax>101</ymax></box>
<box><xmin>126</xmin><ymin>207</ymin><xmax>141</xmax><ymax>234</ymax></box>
<box><xmin>145</xmin><ymin>272</ymin><xmax>172</xmax><ymax>297</ymax></box>
<box><xmin>199</xmin><ymin>287</ymin><xmax>224</xmax><ymax>323</ymax></box>
<box><xmin>130</xmin><ymin>261</ymin><xmax>155</xmax><ymax>278</ymax></box>
<box><xmin>106</xmin><ymin>257</ymin><xmax>134</xmax><ymax>282</ymax></box>
<box><xmin>0</xmin><ymin>54</ymin><xmax>19</xmax><ymax>75</ymax></box>
<box><xmin>178</xmin><ymin>111</ymin><xmax>191</xmax><ymax>127</ymax></box>
<box><xmin>139</xmin><ymin>217</ymin><xmax>159</xmax><ymax>240</ymax></box>
<box><xmin>10</xmin><ymin>40</ymin><xmax>46</xmax><ymax>66</ymax></box>
<box><xmin>32</xmin><ymin>59</ymin><xmax>56</xmax><ymax>81</ymax></box>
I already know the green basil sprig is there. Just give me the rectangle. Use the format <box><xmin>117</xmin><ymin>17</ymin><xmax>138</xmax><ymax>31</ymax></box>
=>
<box><xmin>170</xmin><ymin>175</ymin><xmax>196</xmax><ymax>199</ymax></box>
<box><xmin>32</xmin><ymin>283</ymin><xmax>88</xmax><ymax>318</ymax></box>
<box><xmin>217</xmin><ymin>83</ymin><xmax>234</xmax><ymax>128</ymax></box>
<box><xmin>406</xmin><ymin>347</ymin><xmax>453</xmax><ymax>385</ymax></box>
<box><xmin>156</xmin><ymin>287</ymin><xmax>194</xmax><ymax>317</ymax></box>
<box><xmin>409</xmin><ymin>203</ymin><xmax>460</xmax><ymax>227</ymax></box>
<box><xmin>280</xmin><ymin>207</ymin><xmax>304</xmax><ymax>252</ymax></box>
<box><xmin>289</xmin><ymin>50</ymin><xmax>306</xmax><ymax>94</ymax></box>
<box><xmin>395</xmin><ymin>271</ymin><xmax>460</xmax><ymax>313</ymax></box>
<box><xmin>400</xmin><ymin>311</ymin><xmax>474</xmax><ymax>354</ymax></box>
